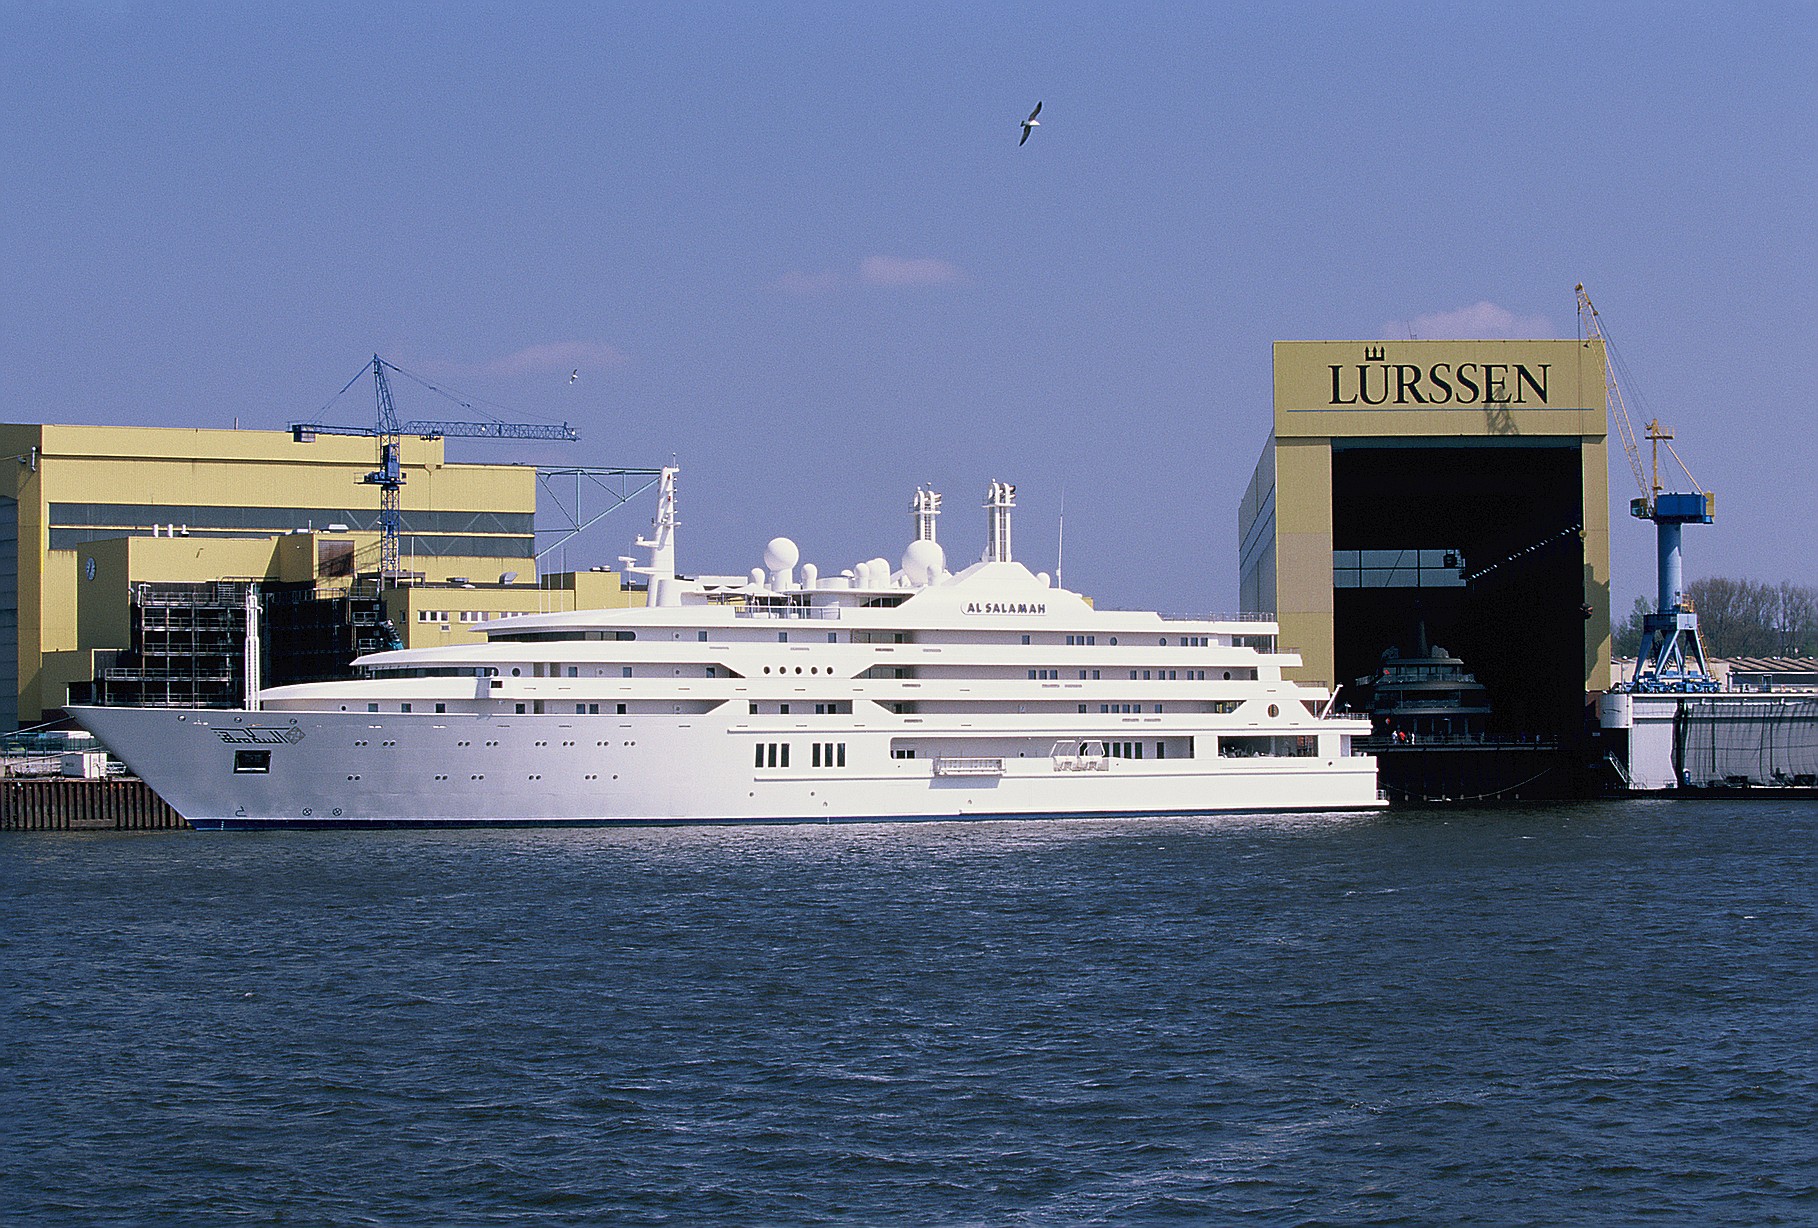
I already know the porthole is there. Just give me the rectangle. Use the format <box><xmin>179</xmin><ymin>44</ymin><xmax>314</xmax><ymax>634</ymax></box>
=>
<box><xmin>1268</xmin><ymin>704</ymin><xmax>1279</xmax><ymax>718</ymax></box>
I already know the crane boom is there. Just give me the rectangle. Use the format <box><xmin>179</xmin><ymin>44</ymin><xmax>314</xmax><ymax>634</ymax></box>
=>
<box><xmin>1577</xmin><ymin>286</ymin><xmax>1717</xmax><ymax>693</ymax></box>
<box><xmin>1576</xmin><ymin>284</ymin><xmax>1649</xmax><ymax>510</ymax></box>
<box><xmin>290</xmin><ymin>355</ymin><xmax>579</xmax><ymax>582</ymax></box>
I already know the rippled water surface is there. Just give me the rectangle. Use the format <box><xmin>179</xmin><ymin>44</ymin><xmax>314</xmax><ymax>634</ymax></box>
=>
<box><xmin>5</xmin><ymin>800</ymin><xmax>1816</xmax><ymax>1225</ymax></box>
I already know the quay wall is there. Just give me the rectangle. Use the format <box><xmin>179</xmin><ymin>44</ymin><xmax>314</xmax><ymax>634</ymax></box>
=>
<box><xmin>1</xmin><ymin>778</ymin><xmax>185</xmax><ymax>831</ymax></box>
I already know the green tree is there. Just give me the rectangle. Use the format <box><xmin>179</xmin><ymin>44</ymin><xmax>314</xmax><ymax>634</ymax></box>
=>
<box><xmin>1617</xmin><ymin>579</ymin><xmax>1818</xmax><ymax>659</ymax></box>
<box><xmin>1612</xmin><ymin>595</ymin><xmax>1650</xmax><ymax>659</ymax></box>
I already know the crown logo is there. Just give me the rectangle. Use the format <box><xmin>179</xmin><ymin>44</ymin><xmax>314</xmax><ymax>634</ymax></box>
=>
<box><xmin>1363</xmin><ymin>344</ymin><xmax>1386</xmax><ymax>362</ymax></box>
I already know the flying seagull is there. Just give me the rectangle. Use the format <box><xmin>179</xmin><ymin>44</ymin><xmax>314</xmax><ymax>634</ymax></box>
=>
<box><xmin>569</xmin><ymin>369</ymin><xmax>579</xmax><ymax>384</ymax></box>
<box><xmin>1019</xmin><ymin>101</ymin><xmax>1042</xmax><ymax>146</ymax></box>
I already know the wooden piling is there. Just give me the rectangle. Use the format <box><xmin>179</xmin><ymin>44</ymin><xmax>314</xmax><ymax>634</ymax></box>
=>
<box><xmin>0</xmin><ymin>778</ymin><xmax>186</xmax><ymax>831</ymax></box>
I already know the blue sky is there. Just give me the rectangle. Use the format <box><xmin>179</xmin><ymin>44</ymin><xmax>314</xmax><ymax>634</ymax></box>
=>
<box><xmin>4</xmin><ymin>2</ymin><xmax>1813</xmax><ymax>613</ymax></box>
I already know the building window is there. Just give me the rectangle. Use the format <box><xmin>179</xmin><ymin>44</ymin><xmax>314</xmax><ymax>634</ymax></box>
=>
<box><xmin>367</xmin><ymin>703</ymin><xmax>379</xmax><ymax>712</ymax></box>
<box><xmin>616</xmin><ymin>703</ymin><xmax>627</xmax><ymax>714</ymax></box>
<box><xmin>435</xmin><ymin>703</ymin><xmax>446</xmax><ymax>713</ymax></box>
<box><xmin>697</xmin><ymin>631</ymin><xmax>708</xmax><ymax>642</ymax></box>
<box><xmin>621</xmin><ymin>667</ymin><xmax>633</xmax><ymax>678</ymax></box>
<box><xmin>400</xmin><ymin>703</ymin><xmax>411</xmax><ymax>712</ymax></box>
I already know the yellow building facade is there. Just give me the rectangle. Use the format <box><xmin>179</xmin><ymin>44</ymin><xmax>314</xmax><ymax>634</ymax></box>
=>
<box><xmin>1240</xmin><ymin>339</ymin><xmax>1611</xmax><ymax>740</ymax></box>
<box><xmin>0</xmin><ymin>423</ymin><xmax>639</xmax><ymax>729</ymax></box>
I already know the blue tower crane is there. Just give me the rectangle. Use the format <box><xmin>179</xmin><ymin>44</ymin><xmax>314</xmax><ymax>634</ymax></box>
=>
<box><xmin>291</xmin><ymin>355</ymin><xmax>579</xmax><ymax>582</ymax></box>
<box><xmin>1577</xmin><ymin>286</ymin><xmax>1718</xmax><ymax>693</ymax></box>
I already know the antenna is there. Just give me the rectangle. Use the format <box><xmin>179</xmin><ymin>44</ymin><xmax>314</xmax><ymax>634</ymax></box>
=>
<box><xmin>1056</xmin><ymin>487</ymin><xmax>1066</xmax><ymax>590</ymax></box>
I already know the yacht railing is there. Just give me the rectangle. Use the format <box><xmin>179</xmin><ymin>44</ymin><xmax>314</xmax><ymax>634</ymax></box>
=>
<box><xmin>1154</xmin><ymin>611</ymin><xmax>1279</xmax><ymax>623</ymax></box>
<box><xmin>733</xmin><ymin>605</ymin><xmax>842</xmax><ymax>620</ymax></box>
<box><xmin>932</xmin><ymin>756</ymin><xmax>1007</xmax><ymax>777</ymax></box>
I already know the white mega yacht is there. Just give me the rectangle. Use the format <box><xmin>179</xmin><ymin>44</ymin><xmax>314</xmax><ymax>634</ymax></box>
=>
<box><xmin>73</xmin><ymin>474</ymin><xmax>1381</xmax><ymax>828</ymax></box>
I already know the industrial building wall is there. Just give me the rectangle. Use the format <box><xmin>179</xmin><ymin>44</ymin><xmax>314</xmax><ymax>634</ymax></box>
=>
<box><xmin>0</xmin><ymin>422</ymin><xmax>545</xmax><ymax>727</ymax></box>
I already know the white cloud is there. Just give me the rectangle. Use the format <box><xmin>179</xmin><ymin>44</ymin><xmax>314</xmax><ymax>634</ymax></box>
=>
<box><xmin>859</xmin><ymin>255</ymin><xmax>966</xmax><ymax>287</ymax></box>
<box><xmin>482</xmin><ymin>340</ymin><xmax>629</xmax><ymax>376</ymax></box>
<box><xmin>1390</xmin><ymin>302</ymin><xmax>1557</xmax><ymax>340</ymax></box>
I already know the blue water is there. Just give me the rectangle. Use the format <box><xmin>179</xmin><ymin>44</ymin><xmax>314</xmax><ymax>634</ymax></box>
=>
<box><xmin>4</xmin><ymin>800</ymin><xmax>1815</xmax><ymax>1226</ymax></box>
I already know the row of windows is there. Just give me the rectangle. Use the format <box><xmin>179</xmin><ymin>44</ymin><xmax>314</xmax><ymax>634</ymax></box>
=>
<box><xmin>754</xmin><ymin>741</ymin><xmax>851</xmax><ymax>769</ymax></box>
<box><xmin>51</xmin><ymin>528</ymin><xmax>535</xmax><ymax>557</ymax></box>
<box><xmin>747</xmin><ymin>702</ymin><xmax>853</xmax><ymax>715</ymax></box>
<box><xmin>419</xmin><ymin>609</ymin><xmax>533</xmax><ymax>622</ymax></box>
<box><xmin>50</xmin><ymin>502</ymin><xmax>534</xmax><ymax>536</ymax></box>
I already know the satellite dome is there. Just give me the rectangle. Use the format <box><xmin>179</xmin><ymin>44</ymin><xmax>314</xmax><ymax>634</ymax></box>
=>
<box><xmin>762</xmin><ymin>537</ymin><xmax>800</xmax><ymax>572</ymax></box>
<box><xmin>901</xmin><ymin>538</ymin><xmax>946</xmax><ymax>586</ymax></box>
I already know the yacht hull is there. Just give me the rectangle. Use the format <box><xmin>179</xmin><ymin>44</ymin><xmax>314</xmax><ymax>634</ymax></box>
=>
<box><xmin>71</xmin><ymin>704</ymin><xmax>1382</xmax><ymax>829</ymax></box>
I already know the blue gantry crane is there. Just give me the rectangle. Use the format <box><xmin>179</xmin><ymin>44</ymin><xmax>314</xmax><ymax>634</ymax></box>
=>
<box><xmin>1577</xmin><ymin>286</ymin><xmax>1718</xmax><ymax>693</ymax></box>
<box><xmin>291</xmin><ymin>355</ymin><xmax>579</xmax><ymax>582</ymax></box>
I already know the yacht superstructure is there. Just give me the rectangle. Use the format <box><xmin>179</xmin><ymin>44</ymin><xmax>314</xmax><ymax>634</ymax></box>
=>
<box><xmin>73</xmin><ymin>473</ymin><xmax>1381</xmax><ymax>827</ymax></box>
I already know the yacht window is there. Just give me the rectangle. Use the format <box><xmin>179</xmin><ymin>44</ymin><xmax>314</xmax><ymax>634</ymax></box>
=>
<box><xmin>778</xmin><ymin>632</ymin><xmax>789</xmax><ymax>643</ymax></box>
<box><xmin>233</xmin><ymin>750</ymin><xmax>270</xmax><ymax>774</ymax></box>
<box><xmin>698</xmin><ymin>631</ymin><xmax>708</xmax><ymax>641</ymax></box>
<box><xmin>1021</xmin><ymin>635</ymin><xmax>1031</xmax><ymax>645</ymax></box>
<box><xmin>622</xmin><ymin>667</ymin><xmax>633</xmax><ymax>678</ymax></box>
<box><xmin>435</xmin><ymin>703</ymin><xmax>446</xmax><ymax>713</ymax></box>
<box><xmin>401</xmin><ymin>703</ymin><xmax>411</xmax><ymax>713</ymax></box>
<box><xmin>566</xmin><ymin>666</ymin><xmax>578</xmax><ymax>678</ymax></box>
<box><xmin>367</xmin><ymin>703</ymin><xmax>379</xmax><ymax>712</ymax></box>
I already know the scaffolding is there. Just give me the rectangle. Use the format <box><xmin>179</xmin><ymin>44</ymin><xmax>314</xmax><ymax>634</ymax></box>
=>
<box><xmin>92</xmin><ymin>582</ymin><xmax>254</xmax><ymax>708</ymax></box>
<box><xmin>82</xmin><ymin>580</ymin><xmax>401</xmax><ymax>708</ymax></box>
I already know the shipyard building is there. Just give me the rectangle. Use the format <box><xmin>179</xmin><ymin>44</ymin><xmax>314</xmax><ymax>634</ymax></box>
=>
<box><xmin>1239</xmin><ymin>340</ymin><xmax>1612</xmax><ymax>755</ymax></box>
<box><xmin>0</xmin><ymin>424</ymin><xmax>636</xmax><ymax>732</ymax></box>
